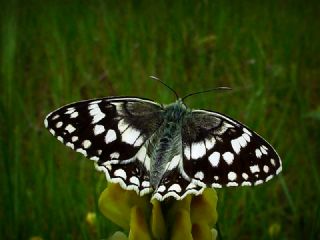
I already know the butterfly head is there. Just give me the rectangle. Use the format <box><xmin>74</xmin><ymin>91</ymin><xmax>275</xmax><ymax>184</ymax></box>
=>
<box><xmin>164</xmin><ymin>99</ymin><xmax>188</xmax><ymax>122</ymax></box>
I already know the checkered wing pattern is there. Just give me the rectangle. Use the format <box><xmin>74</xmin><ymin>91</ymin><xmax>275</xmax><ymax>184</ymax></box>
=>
<box><xmin>44</xmin><ymin>97</ymin><xmax>164</xmax><ymax>196</ymax></box>
<box><xmin>181</xmin><ymin>110</ymin><xmax>282</xmax><ymax>189</ymax></box>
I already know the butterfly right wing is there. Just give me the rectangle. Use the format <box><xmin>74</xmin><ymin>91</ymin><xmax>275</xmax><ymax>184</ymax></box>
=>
<box><xmin>180</xmin><ymin>110</ymin><xmax>282</xmax><ymax>188</ymax></box>
<box><xmin>44</xmin><ymin>97</ymin><xmax>164</xmax><ymax>196</ymax></box>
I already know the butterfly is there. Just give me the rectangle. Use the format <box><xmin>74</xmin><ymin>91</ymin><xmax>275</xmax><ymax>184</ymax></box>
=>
<box><xmin>44</xmin><ymin>92</ymin><xmax>282</xmax><ymax>201</ymax></box>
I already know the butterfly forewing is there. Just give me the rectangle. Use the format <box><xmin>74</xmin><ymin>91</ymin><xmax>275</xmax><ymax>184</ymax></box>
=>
<box><xmin>44</xmin><ymin>97</ymin><xmax>164</xmax><ymax>195</ymax></box>
<box><xmin>181</xmin><ymin>110</ymin><xmax>282</xmax><ymax>188</ymax></box>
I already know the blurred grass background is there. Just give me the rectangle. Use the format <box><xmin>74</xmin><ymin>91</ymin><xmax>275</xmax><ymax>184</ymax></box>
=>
<box><xmin>1</xmin><ymin>0</ymin><xmax>320</xmax><ymax>239</ymax></box>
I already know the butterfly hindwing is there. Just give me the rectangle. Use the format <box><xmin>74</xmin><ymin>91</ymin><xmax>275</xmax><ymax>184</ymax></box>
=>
<box><xmin>45</xmin><ymin>97</ymin><xmax>164</xmax><ymax>194</ymax></box>
<box><xmin>181</xmin><ymin>110</ymin><xmax>282</xmax><ymax>188</ymax></box>
<box><xmin>95</xmin><ymin>154</ymin><xmax>153</xmax><ymax>196</ymax></box>
<box><xmin>152</xmin><ymin>154</ymin><xmax>205</xmax><ymax>201</ymax></box>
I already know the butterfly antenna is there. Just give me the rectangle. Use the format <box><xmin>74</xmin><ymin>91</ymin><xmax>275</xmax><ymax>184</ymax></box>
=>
<box><xmin>150</xmin><ymin>76</ymin><xmax>179</xmax><ymax>100</ymax></box>
<box><xmin>181</xmin><ymin>87</ymin><xmax>232</xmax><ymax>101</ymax></box>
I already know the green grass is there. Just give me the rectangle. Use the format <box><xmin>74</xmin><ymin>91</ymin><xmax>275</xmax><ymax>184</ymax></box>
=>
<box><xmin>1</xmin><ymin>0</ymin><xmax>320</xmax><ymax>239</ymax></box>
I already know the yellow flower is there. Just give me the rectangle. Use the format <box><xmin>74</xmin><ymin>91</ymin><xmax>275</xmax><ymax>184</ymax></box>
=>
<box><xmin>86</xmin><ymin>211</ymin><xmax>97</xmax><ymax>227</ymax></box>
<box><xmin>99</xmin><ymin>183</ymin><xmax>218</xmax><ymax>240</ymax></box>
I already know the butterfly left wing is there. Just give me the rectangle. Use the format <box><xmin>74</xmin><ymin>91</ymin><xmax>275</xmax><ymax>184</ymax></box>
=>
<box><xmin>44</xmin><ymin>97</ymin><xmax>164</xmax><ymax>195</ymax></box>
<box><xmin>180</xmin><ymin>110</ymin><xmax>282</xmax><ymax>189</ymax></box>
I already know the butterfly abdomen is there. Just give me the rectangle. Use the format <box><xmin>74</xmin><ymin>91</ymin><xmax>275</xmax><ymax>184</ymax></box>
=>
<box><xmin>150</xmin><ymin>121</ymin><xmax>182</xmax><ymax>190</ymax></box>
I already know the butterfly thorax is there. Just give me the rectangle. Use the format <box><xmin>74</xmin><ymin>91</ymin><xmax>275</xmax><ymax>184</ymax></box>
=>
<box><xmin>149</xmin><ymin>100</ymin><xmax>189</xmax><ymax>190</ymax></box>
<box><xmin>163</xmin><ymin>99</ymin><xmax>188</xmax><ymax>121</ymax></box>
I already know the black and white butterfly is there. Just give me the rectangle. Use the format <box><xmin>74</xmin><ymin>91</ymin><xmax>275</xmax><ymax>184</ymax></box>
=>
<box><xmin>44</xmin><ymin>94</ymin><xmax>282</xmax><ymax>201</ymax></box>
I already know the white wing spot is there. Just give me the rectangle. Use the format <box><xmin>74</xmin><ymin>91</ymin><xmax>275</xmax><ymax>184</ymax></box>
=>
<box><xmin>66</xmin><ymin>142</ymin><xmax>74</xmax><ymax>149</ymax></box>
<box><xmin>242</xmin><ymin>132</ymin><xmax>251</xmax><ymax>142</ymax></box>
<box><xmin>111</xmin><ymin>102</ymin><xmax>123</xmax><ymax>112</ymax></box>
<box><xmin>134</xmin><ymin>135</ymin><xmax>144</xmax><ymax>147</ymax></box>
<box><xmin>137</xmin><ymin>146</ymin><xmax>150</xmax><ymax>171</ymax></box>
<box><xmin>118</xmin><ymin>119</ymin><xmax>129</xmax><ymax>133</ymax></box>
<box><xmin>93</xmin><ymin>114</ymin><xmax>105</xmax><ymax>124</ymax></box>
<box><xmin>57</xmin><ymin>136</ymin><xmax>63</xmax><ymax>142</ymax></box>
<box><xmin>238</xmin><ymin>136</ymin><xmax>247</xmax><ymax>147</ymax></box>
<box><xmin>242</xmin><ymin>173</ymin><xmax>249</xmax><ymax>180</ymax></box>
<box><xmin>167</xmin><ymin>155</ymin><xmax>180</xmax><ymax>171</ymax></box>
<box><xmin>90</xmin><ymin>156</ymin><xmax>99</xmax><ymax>161</ymax></box>
<box><xmin>110</xmin><ymin>152</ymin><xmax>120</xmax><ymax>159</ymax></box>
<box><xmin>194</xmin><ymin>171</ymin><xmax>204</xmax><ymax>180</ymax></box>
<box><xmin>216</xmin><ymin>122</ymin><xmax>234</xmax><ymax>134</ymax></box>
<box><xmin>276</xmin><ymin>166</ymin><xmax>282</xmax><ymax>174</ymax></box>
<box><xmin>231</xmin><ymin>139</ymin><xmax>241</xmax><ymax>154</ymax></box>
<box><xmin>186</xmin><ymin>182</ymin><xmax>197</xmax><ymax>190</ymax></box>
<box><xmin>184</xmin><ymin>146</ymin><xmax>191</xmax><ymax>160</ymax></box>
<box><xmin>260</xmin><ymin>146</ymin><xmax>268</xmax><ymax>155</ymax></box>
<box><xmin>94</xmin><ymin>124</ymin><xmax>105</xmax><ymax>135</ymax></box>
<box><xmin>71</xmin><ymin>136</ymin><xmax>79</xmax><ymax>142</ymax></box>
<box><xmin>89</xmin><ymin>104</ymin><xmax>106</xmax><ymax>124</ymax></box>
<box><xmin>227</xmin><ymin>182</ymin><xmax>238</xmax><ymax>187</ymax></box>
<box><xmin>56</xmin><ymin>121</ymin><xmax>63</xmax><ymax>128</ymax></box>
<box><xmin>65</xmin><ymin>124</ymin><xmax>76</xmax><ymax>133</ymax></box>
<box><xmin>243</xmin><ymin>128</ymin><xmax>252</xmax><ymax>136</ymax></box>
<box><xmin>168</xmin><ymin>184</ymin><xmax>182</xmax><ymax>193</ymax></box>
<box><xmin>144</xmin><ymin>155</ymin><xmax>151</xmax><ymax>171</ymax></box>
<box><xmin>136</xmin><ymin>146</ymin><xmax>151</xmax><ymax>171</ymax></box>
<box><xmin>97</xmin><ymin>149</ymin><xmax>102</xmax><ymax>155</ymax></box>
<box><xmin>270</xmin><ymin>158</ymin><xmax>276</xmax><ymax>166</ymax></box>
<box><xmin>212</xmin><ymin>183</ymin><xmax>222</xmax><ymax>188</ymax></box>
<box><xmin>261</xmin><ymin>145</ymin><xmax>268</xmax><ymax>151</ymax></box>
<box><xmin>82</xmin><ymin>140</ymin><xmax>91</xmax><ymax>149</ymax></box>
<box><xmin>49</xmin><ymin>129</ymin><xmax>55</xmax><ymax>136</ymax></box>
<box><xmin>137</xmin><ymin>146</ymin><xmax>147</xmax><ymax>162</ymax></box>
<box><xmin>205</xmin><ymin>138</ymin><xmax>216</xmax><ymax>150</ymax></box>
<box><xmin>70</xmin><ymin>111</ymin><xmax>79</xmax><ymax>118</ymax></box>
<box><xmin>266</xmin><ymin>175</ymin><xmax>274</xmax><ymax>182</ymax></box>
<box><xmin>250</xmin><ymin>165</ymin><xmax>260</xmax><ymax>173</ymax></box>
<box><xmin>44</xmin><ymin>119</ymin><xmax>48</xmax><ymax>127</ymax></box>
<box><xmin>65</xmin><ymin>107</ymin><xmax>75</xmax><ymax>114</ymax></box>
<box><xmin>122</xmin><ymin>127</ymin><xmax>140</xmax><ymax>145</ymax></box>
<box><xmin>88</xmin><ymin>103</ymin><xmax>98</xmax><ymax>110</ymax></box>
<box><xmin>263</xmin><ymin>165</ymin><xmax>269</xmax><ymax>173</ymax></box>
<box><xmin>214</xmin><ymin>176</ymin><xmax>219</xmax><ymax>180</ymax></box>
<box><xmin>255</xmin><ymin>149</ymin><xmax>262</xmax><ymax>158</ymax></box>
<box><xmin>52</xmin><ymin>115</ymin><xmax>59</xmax><ymax>120</ymax></box>
<box><xmin>105</xmin><ymin>129</ymin><xmax>117</xmax><ymax>144</ymax></box>
<box><xmin>157</xmin><ymin>185</ymin><xmax>166</xmax><ymax>192</ymax></box>
<box><xmin>76</xmin><ymin>148</ymin><xmax>87</xmax><ymax>156</ymax></box>
<box><xmin>130</xmin><ymin>176</ymin><xmax>140</xmax><ymax>186</ymax></box>
<box><xmin>142</xmin><ymin>181</ymin><xmax>150</xmax><ymax>188</ymax></box>
<box><xmin>191</xmin><ymin>142</ymin><xmax>206</xmax><ymax>159</ymax></box>
<box><xmin>209</xmin><ymin>151</ymin><xmax>220</xmax><ymax>167</ymax></box>
<box><xmin>254</xmin><ymin>180</ymin><xmax>263</xmax><ymax>185</ymax></box>
<box><xmin>223</xmin><ymin>152</ymin><xmax>234</xmax><ymax>165</ymax></box>
<box><xmin>228</xmin><ymin>171</ymin><xmax>237</xmax><ymax>181</ymax></box>
<box><xmin>241</xmin><ymin>181</ymin><xmax>252</xmax><ymax>186</ymax></box>
<box><xmin>114</xmin><ymin>169</ymin><xmax>127</xmax><ymax>179</ymax></box>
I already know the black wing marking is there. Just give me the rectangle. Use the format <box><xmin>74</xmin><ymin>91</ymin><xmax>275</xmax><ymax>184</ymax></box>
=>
<box><xmin>152</xmin><ymin>154</ymin><xmax>204</xmax><ymax>201</ymax></box>
<box><xmin>181</xmin><ymin>110</ymin><xmax>282</xmax><ymax>188</ymax></box>
<box><xmin>44</xmin><ymin>97</ymin><xmax>164</xmax><ymax>194</ymax></box>
<box><xmin>95</xmin><ymin>148</ymin><xmax>153</xmax><ymax>196</ymax></box>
